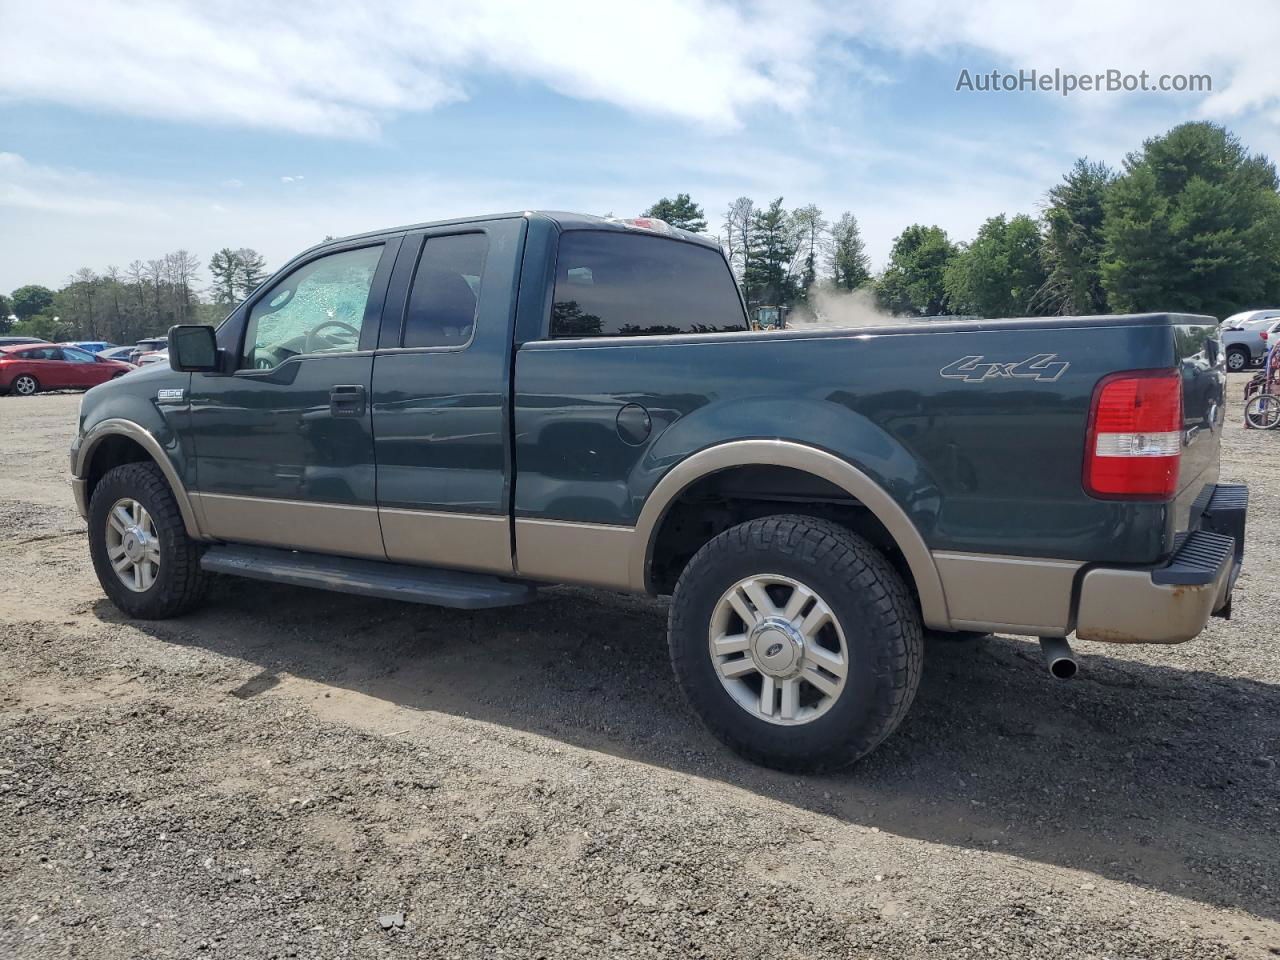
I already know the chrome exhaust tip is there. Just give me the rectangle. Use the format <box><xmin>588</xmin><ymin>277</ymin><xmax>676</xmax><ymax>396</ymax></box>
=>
<box><xmin>1039</xmin><ymin>636</ymin><xmax>1078</xmax><ymax>680</ymax></box>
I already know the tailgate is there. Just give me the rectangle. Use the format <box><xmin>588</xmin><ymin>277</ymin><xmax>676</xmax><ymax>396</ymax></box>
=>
<box><xmin>1173</xmin><ymin>321</ymin><xmax>1226</xmax><ymax>535</ymax></box>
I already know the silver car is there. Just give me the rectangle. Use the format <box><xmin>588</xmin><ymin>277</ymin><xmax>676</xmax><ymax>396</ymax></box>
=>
<box><xmin>1222</xmin><ymin>309</ymin><xmax>1280</xmax><ymax>371</ymax></box>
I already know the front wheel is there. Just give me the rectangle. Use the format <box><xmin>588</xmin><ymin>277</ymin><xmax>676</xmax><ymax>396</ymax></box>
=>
<box><xmin>88</xmin><ymin>461</ymin><xmax>209</xmax><ymax>618</ymax></box>
<box><xmin>668</xmin><ymin>515</ymin><xmax>923</xmax><ymax>771</ymax></box>
<box><xmin>12</xmin><ymin>374</ymin><xmax>39</xmax><ymax>396</ymax></box>
<box><xmin>1226</xmin><ymin>347</ymin><xmax>1249</xmax><ymax>372</ymax></box>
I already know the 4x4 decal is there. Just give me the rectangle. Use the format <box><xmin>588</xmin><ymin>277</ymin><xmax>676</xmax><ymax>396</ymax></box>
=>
<box><xmin>940</xmin><ymin>353</ymin><xmax>1070</xmax><ymax>383</ymax></box>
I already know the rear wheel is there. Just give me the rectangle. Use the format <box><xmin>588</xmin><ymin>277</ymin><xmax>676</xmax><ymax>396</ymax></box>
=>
<box><xmin>1227</xmin><ymin>346</ymin><xmax>1250</xmax><ymax>372</ymax></box>
<box><xmin>12</xmin><ymin>374</ymin><xmax>38</xmax><ymax>396</ymax></box>
<box><xmin>1245</xmin><ymin>394</ymin><xmax>1280</xmax><ymax>430</ymax></box>
<box><xmin>668</xmin><ymin>515</ymin><xmax>923</xmax><ymax>771</ymax></box>
<box><xmin>88</xmin><ymin>462</ymin><xmax>209</xmax><ymax>618</ymax></box>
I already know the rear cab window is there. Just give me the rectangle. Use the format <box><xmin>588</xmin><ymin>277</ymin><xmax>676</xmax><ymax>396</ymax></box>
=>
<box><xmin>550</xmin><ymin>231</ymin><xmax>746</xmax><ymax>339</ymax></box>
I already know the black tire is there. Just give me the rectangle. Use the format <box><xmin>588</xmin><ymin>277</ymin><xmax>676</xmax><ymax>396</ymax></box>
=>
<box><xmin>88</xmin><ymin>461</ymin><xmax>209</xmax><ymax>619</ymax></box>
<box><xmin>1226</xmin><ymin>346</ymin><xmax>1249</xmax><ymax>372</ymax></box>
<box><xmin>12</xmin><ymin>374</ymin><xmax>39</xmax><ymax>396</ymax></box>
<box><xmin>668</xmin><ymin>515</ymin><xmax>923</xmax><ymax>772</ymax></box>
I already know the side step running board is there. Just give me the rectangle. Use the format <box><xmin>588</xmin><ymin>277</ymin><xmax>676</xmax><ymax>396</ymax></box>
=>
<box><xmin>200</xmin><ymin>544</ymin><xmax>537</xmax><ymax>609</ymax></box>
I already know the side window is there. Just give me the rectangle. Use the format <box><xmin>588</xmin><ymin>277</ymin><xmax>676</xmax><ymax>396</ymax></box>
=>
<box><xmin>241</xmin><ymin>245</ymin><xmax>383</xmax><ymax>369</ymax></box>
<box><xmin>401</xmin><ymin>233</ymin><xmax>488</xmax><ymax>348</ymax></box>
<box><xmin>63</xmin><ymin>346</ymin><xmax>96</xmax><ymax>362</ymax></box>
<box><xmin>550</xmin><ymin>231</ymin><xmax>746</xmax><ymax>339</ymax></box>
<box><xmin>27</xmin><ymin>347</ymin><xmax>63</xmax><ymax>361</ymax></box>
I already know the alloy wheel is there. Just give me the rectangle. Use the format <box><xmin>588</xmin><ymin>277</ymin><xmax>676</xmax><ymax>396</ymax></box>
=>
<box><xmin>708</xmin><ymin>573</ymin><xmax>849</xmax><ymax>726</ymax></box>
<box><xmin>104</xmin><ymin>497</ymin><xmax>161</xmax><ymax>592</ymax></box>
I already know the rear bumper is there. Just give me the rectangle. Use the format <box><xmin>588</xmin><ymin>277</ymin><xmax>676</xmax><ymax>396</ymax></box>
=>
<box><xmin>1075</xmin><ymin>484</ymin><xmax>1247</xmax><ymax>644</ymax></box>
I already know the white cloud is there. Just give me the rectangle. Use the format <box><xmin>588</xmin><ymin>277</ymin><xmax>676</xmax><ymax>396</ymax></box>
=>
<box><xmin>849</xmin><ymin>0</ymin><xmax>1280</xmax><ymax>121</ymax></box>
<box><xmin>0</xmin><ymin>0</ymin><xmax>823</xmax><ymax>137</ymax></box>
<box><xmin>1</xmin><ymin>1</ymin><xmax>1277</xmax><ymax>139</ymax></box>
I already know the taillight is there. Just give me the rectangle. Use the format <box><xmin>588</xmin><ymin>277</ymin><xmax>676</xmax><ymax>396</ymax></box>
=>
<box><xmin>1083</xmin><ymin>369</ymin><xmax>1182</xmax><ymax>499</ymax></box>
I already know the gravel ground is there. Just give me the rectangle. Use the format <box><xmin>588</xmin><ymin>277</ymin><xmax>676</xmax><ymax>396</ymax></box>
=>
<box><xmin>0</xmin><ymin>378</ymin><xmax>1277</xmax><ymax>959</ymax></box>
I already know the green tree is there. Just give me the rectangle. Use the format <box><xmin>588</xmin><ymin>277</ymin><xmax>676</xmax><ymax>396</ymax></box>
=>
<box><xmin>642</xmin><ymin>193</ymin><xmax>707</xmax><ymax>233</ymax></box>
<box><xmin>236</xmin><ymin>248</ymin><xmax>268</xmax><ymax>297</ymax></box>
<box><xmin>742</xmin><ymin>198</ymin><xmax>799</xmax><ymax>307</ymax></box>
<box><xmin>790</xmin><ymin>204</ymin><xmax>827</xmax><ymax>301</ymax></box>
<box><xmin>1040</xmin><ymin>158</ymin><xmax>1114</xmax><ymax>315</ymax></box>
<box><xmin>11</xmin><ymin>313</ymin><xmax>69</xmax><ymax>341</ymax></box>
<box><xmin>10</xmin><ymin>284</ymin><xmax>54</xmax><ymax>321</ymax></box>
<box><xmin>1101</xmin><ymin>122</ymin><xmax>1280</xmax><ymax>316</ymax></box>
<box><xmin>0</xmin><ymin>293</ymin><xmax>12</xmax><ymax>333</ymax></box>
<box><xmin>209</xmin><ymin>248</ymin><xmax>241</xmax><ymax>307</ymax></box>
<box><xmin>875</xmin><ymin>225</ymin><xmax>956</xmax><ymax>316</ymax></box>
<box><xmin>944</xmin><ymin>214</ymin><xmax>1048</xmax><ymax>318</ymax></box>
<box><xmin>828</xmin><ymin>212</ymin><xmax>871</xmax><ymax>290</ymax></box>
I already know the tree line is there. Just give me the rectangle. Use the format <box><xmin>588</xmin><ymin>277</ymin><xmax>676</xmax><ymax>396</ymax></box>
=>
<box><xmin>1</xmin><ymin>248</ymin><xmax>269</xmax><ymax>343</ymax></box>
<box><xmin>5</xmin><ymin>120</ymin><xmax>1278</xmax><ymax>345</ymax></box>
<box><xmin>645</xmin><ymin>121</ymin><xmax>1280</xmax><ymax>321</ymax></box>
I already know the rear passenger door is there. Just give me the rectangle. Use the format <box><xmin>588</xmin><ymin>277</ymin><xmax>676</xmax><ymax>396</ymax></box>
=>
<box><xmin>371</xmin><ymin>217</ymin><xmax>527</xmax><ymax>574</ymax></box>
<box><xmin>23</xmin><ymin>346</ymin><xmax>70</xmax><ymax>388</ymax></box>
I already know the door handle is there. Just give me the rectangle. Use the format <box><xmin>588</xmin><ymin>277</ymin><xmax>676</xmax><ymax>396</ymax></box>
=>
<box><xmin>329</xmin><ymin>384</ymin><xmax>366</xmax><ymax>417</ymax></box>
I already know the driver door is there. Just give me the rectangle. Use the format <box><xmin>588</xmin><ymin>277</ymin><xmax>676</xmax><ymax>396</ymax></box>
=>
<box><xmin>186</xmin><ymin>238</ymin><xmax>401</xmax><ymax>559</ymax></box>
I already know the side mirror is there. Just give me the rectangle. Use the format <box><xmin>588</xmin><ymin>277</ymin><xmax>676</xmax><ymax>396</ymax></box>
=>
<box><xmin>168</xmin><ymin>324</ymin><xmax>220</xmax><ymax>372</ymax></box>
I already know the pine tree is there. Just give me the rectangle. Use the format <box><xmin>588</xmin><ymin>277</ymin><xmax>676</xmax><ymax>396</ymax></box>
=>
<box><xmin>1040</xmin><ymin>158</ymin><xmax>1114</xmax><ymax>315</ymax></box>
<box><xmin>828</xmin><ymin>212</ymin><xmax>871</xmax><ymax>291</ymax></box>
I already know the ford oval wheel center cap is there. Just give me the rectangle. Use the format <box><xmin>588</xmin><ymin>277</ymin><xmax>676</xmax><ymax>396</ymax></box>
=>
<box><xmin>749</xmin><ymin>618</ymin><xmax>805</xmax><ymax>678</ymax></box>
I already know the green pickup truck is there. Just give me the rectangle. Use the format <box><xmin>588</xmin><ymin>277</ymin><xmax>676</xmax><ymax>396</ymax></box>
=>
<box><xmin>70</xmin><ymin>212</ymin><xmax>1247</xmax><ymax>770</ymax></box>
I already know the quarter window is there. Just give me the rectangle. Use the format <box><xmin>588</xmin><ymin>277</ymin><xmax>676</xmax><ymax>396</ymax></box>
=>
<box><xmin>402</xmin><ymin>233</ymin><xmax>488</xmax><ymax>348</ymax></box>
<box><xmin>242</xmin><ymin>245</ymin><xmax>383</xmax><ymax>369</ymax></box>
<box><xmin>550</xmin><ymin>231</ymin><xmax>746</xmax><ymax>339</ymax></box>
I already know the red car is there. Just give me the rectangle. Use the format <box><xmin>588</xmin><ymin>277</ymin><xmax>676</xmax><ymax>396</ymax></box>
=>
<box><xmin>0</xmin><ymin>343</ymin><xmax>134</xmax><ymax>396</ymax></box>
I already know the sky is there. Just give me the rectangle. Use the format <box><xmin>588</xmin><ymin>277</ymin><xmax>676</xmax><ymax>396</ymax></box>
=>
<box><xmin>2</xmin><ymin>0</ymin><xmax>1280</xmax><ymax>292</ymax></box>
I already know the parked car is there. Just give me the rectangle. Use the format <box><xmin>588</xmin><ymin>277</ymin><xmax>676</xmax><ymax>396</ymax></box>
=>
<box><xmin>135</xmin><ymin>349</ymin><xmax>168</xmax><ymax>367</ymax></box>
<box><xmin>68</xmin><ymin>340</ymin><xmax>117</xmax><ymax>354</ymax></box>
<box><xmin>1221</xmin><ymin>309</ymin><xmax>1280</xmax><ymax>371</ymax></box>
<box><xmin>97</xmin><ymin>346</ymin><xmax>138</xmax><ymax>364</ymax></box>
<box><xmin>69</xmin><ymin>212</ymin><xmax>1246</xmax><ymax>771</ymax></box>
<box><xmin>128</xmin><ymin>338</ymin><xmax>168</xmax><ymax>365</ymax></box>
<box><xmin>1</xmin><ymin>343</ymin><xmax>133</xmax><ymax>395</ymax></box>
<box><xmin>0</xmin><ymin>336</ymin><xmax>51</xmax><ymax>346</ymax></box>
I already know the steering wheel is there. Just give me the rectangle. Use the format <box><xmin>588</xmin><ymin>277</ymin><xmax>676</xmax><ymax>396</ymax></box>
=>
<box><xmin>305</xmin><ymin>320</ymin><xmax>360</xmax><ymax>354</ymax></box>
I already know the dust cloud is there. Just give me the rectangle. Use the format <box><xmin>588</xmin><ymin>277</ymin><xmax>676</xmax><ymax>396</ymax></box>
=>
<box><xmin>786</xmin><ymin>286</ymin><xmax>900</xmax><ymax>329</ymax></box>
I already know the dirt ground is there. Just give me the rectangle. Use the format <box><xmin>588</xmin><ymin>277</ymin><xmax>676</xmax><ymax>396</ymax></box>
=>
<box><xmin>0</xmin><ymin>377</ymin><xmax>1277</xmax><ymax>960</ymax></box>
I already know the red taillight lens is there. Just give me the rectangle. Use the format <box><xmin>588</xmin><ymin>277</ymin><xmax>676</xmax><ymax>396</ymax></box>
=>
<box><xmin>1083</xmin><ymin>369</ymin><xmax>1182</xmax><ymax>499</ymax></box>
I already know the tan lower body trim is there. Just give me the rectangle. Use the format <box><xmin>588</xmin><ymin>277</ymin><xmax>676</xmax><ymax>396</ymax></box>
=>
<box><xmin>932</xmin><ymin>551</ymin><xmax>1084</xmax><ymax>637</ymax></box>
<box><xmin>515</xmin><ymin>518</ymin><xmax>636</xmax><ymax>589</ymax></box>
<box><xmin>380</xmin><ymin>508</ymin><xmax>512</xmax><ymax>574</ymax></box>
<box><xmin>192</xmin><ymin>492</ymin><xmax>386</xmax><ymax>560</ymax></box>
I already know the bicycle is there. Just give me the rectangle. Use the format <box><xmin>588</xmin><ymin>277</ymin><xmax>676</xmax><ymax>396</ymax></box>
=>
<box><xmin>1243</xmin><ymin>338</ymin><xmax>1280</xmax><ymax>429</ymax></box>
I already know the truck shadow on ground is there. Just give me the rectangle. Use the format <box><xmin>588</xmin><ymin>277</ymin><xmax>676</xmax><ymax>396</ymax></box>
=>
<box><xmin>96</xmin><ymin>578</ymin><xmax>1280</xmax><ymax>921</ymax></box>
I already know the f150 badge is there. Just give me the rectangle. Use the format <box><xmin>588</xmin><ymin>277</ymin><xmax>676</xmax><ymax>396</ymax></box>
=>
<box><xmin>940</xmin><ymin>353</ymin><xmax>1069</xmax><ymax>383</ymax></box>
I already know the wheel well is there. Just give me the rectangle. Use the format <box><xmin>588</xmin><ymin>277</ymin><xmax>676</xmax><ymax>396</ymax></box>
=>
<box><xmin>647</xmin><ymin>464</ymin><xmax>918</xmax><ymax>600</ymax></box>
<box><xmin>85</xmin><ymin>435</ymin><xmax>154</xmax><ymax>505</ymax></box>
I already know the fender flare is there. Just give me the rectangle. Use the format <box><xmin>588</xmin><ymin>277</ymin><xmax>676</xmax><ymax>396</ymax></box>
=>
<box><xmin>74</xmin><ymin>419</ymin><xmax>206</xmax><ymax>539</ymax></box>
<box><xmin>628</xmin><ymin>439</ymin><xmax>951</xmax><ymax>630</ymax></box>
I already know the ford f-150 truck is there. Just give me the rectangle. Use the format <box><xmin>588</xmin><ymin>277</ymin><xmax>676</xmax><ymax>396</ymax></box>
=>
<box><xmin>70</xmin><ymin>212</ymin><xmax>1247</xmax><ymax>771</ymax></box>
